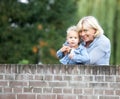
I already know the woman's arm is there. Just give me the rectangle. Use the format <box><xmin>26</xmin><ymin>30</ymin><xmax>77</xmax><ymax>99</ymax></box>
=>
<box><xmin>88</xmin><ymin>40</ymin><xmax>111</xmax><ymax>65</ymax></box>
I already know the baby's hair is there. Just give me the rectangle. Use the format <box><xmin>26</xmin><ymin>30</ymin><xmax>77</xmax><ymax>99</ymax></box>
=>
<box><xmin>66</xmin><ymin>25</ymin><xmax>77</xmax><ymax>35</ymax></box>
<box><xmin>66</xmin><ymin>25</ymin><xmax>80</xmax><ymax>45</ymax></box>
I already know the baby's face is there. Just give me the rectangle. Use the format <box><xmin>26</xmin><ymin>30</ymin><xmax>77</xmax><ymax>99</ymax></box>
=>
<box><xmin>67</xmin><ymin>31</ymin><xmax>80</xmax><ymax>48</ymax></box>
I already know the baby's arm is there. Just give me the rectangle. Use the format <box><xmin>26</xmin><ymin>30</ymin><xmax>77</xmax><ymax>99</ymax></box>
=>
<box><xmin>56</xmin><ymin>46</ymin><xmax>71</xmax><ymax>58</ymax></box>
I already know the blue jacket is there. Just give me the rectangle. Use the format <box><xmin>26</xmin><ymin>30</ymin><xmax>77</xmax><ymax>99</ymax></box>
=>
<box><xmin>82</xmin><ymin>35</ymin><xmax>111</xmax><ymax>65</ymax></box>
<box><xmin>56</xmin><ymin>44</ymin><xmax>89</xmax><ymax>65</ymax></box>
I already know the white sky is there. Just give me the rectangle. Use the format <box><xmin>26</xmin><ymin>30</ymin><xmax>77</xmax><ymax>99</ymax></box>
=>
<box><xmin>18</xmin><ymin>0</ymin><xmax>29</xmax><ymax>4</ymax></box>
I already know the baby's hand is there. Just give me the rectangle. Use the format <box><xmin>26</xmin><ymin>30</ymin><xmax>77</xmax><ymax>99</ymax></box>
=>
<box><xmin>60</xmin><ymin>46</ymin><xmax>68</xmax><ymax>52</ymax></box>
<box><xmin>68</xmin><ymin>49</ymin><xmax>75</xmax><ymax>59</ymax></box>
<box><xmin>68</xmin><ymin>53</ymin><xmax>74</xmax><ymax>59</ymax></box>
<box><xmin>60</xmin><ymin>46</ymin><xmax>71</xmax><ymax>53</ymax></box>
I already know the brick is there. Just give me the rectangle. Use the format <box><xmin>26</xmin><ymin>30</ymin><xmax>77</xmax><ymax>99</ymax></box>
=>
<box><xmin>36</xmin><ymin>65</ymin><xmax>44</xmax><ymax>73</ymax></box>
<box><xmin>115</xmin><ymin>90</ymin><xmax>120</xmax><ymax>95</ymax></box>
<box><xmin>89</xmin><ymin>83</ymin><xmax>108</xmax><ymax>88</ymax></box>
<box><xmin>5</xmin><ymin>65</ymin><xmax>12</xmax><ymax>74</ymax></box>
<box><xmin>11</xmin><ymin>64</ymin><xmax>17</xmax><ymax>73</ymax></box>
<box><xmin>85</xmin><ymin>66</ymin><xmax>92</xmax><ymax>75</ymax></box>
<box><xmin>17</xmin><ymin>65</ymin><xmax>24</xmax><ymax>73</ymax></box>
<box><xmin>33</xmin><ymin>88</ymin><xmax>42</xmax><ymax>93</ymax></box>
<box><xmin>78</xmin><ymin>66</ymin><xmax>86</xmax><ymax>74</ymax></box>
<box><xmin>0</xmin><ymin>81</ymin><xmax>8</xmax><ymax>86</ymax></box>
<box><xmin>69</xmin><ymin>82</ymin><xmax>87</xmax><ymax>88</ymax></box>
<box><xmin>15</xmin><ymin>74</ymin><xmax>33</xmax><ymax>80</ymax></box>
<box><xmin>63</xmin><ymin>88</ymin><xmax>72</xmax><ymax>94</ymax></box>
<box><xmin>74</xmin><ymin>89</ymin><xmax>82</xmax><ymax>94</ymax></box>
<box><xmin>35</xmin><ymin>75</ymin><xmax>44</xmax><ymax>80</ymax></box>
<box><xmin>78</xmin><ymin>95</ymin><xmax>98</xmax><ymax>99</ymax></box>
<box><xmin>0</xmin><ymin>64</ymin><xmax>120</xmax><ymax>99</ymax></box>
<box><xmin>0</xmin><ymin>87</ymin><xmax>3</xmax><ymax>93</ymax></box>
<box><xmin>110</xmin><ymin>66</ymin><xmax>117</xmax><ymax>75</ymax></box>
<box><xmin>45</xmin><ymin>75</ymin><xmax>53</xmax><ymax>80</ymax></box>
<box><xmin>0</xmin><ymin>94</ymin><xmax>15</xmax><ymax>99</ymax></box>
<box><xmin>116</xmin><ymin>76</ymin><xmax>120</xmax><ymax>82</ymax></box>
<box><xmin>37</xmin><ymin>95</ymin><xmax>56</xmax><ymax>99</ymax></box>
<box><xmin>105</xmin><ymin>75</ymin><xmax>115</xmax><ymax>82</ymax></box>
<box><xmin>57</xmin><ymin>95</ymin><xmax>76</xmax><ymax>99</ymax></box>
<box><xmin>83</xmin><ymin>89</ymin><xmax>93</xmax><ymax>95</ymax></box>
<box><xmin>29</xmin><ymin>65</ymin><xmax>37</xmax><ymax>74</ymax></box>
<box><xmin>66</xmin><ymin>66</ymin><xmax>73</xmax><ymax>74</ymax></box>
<box><xmin>94</xmin><ymin>76</ymin><xmax>104</xmax><ymax>82</ymax></box>
<box><xmin>105</xmin><ymin>89</ymin><xmax>114</xmax><ymax>95</ymax></box>
<box><xmin>49</xmin><ymin>82</ymin><xmax>67</xmax><ymax>87</ymax></box>
<box><xmin>29</xmin><ymin>81</ymin><xmax>48</xmax><ymax>87</ymax></box>
<box><xmin>0</xmin><ymin>75</ymin><xmax>3</xmax><ymax>80</ymax></box>
<box><xmin>43</xmin><ymin>88</ymin><xmax>52</xmax><ymax>93</ymax></box>
<box><xmin>84</xmin><ymin>76</ymin><xmax>93</xmax><ymax>82</ymax></box>
<box><xmin>73</xmin><ymin>66</ymin><xmax>80</xmax><ymax>74</ymax></box>
<box><xmin>54</xmin><ymin>65</ymin><xmax>61</xmax><ymax>74</ymax></box>
<box><xmin>17</xmin><ymin>94</ymin><xmax>35</xmax><ymax>99</ymax></box>
<box><xmin>117</xmin><ymin>67</ymin><xmax>120</xmax><ymax>75</ymax></box>
<box><xmin>22</xmin><ymin>74</ymin><xmax>34</xmax><ymax>80</ymax></box>
<box><xmin>53</xmin><ymin>88</ymin><xmax>62</xmax><ymax>93</ymax></box>
<box><xmin>13</xmin><ymin>88</ymin><xmax>22</xmax><ymax>93</ymax></box>
<box><xmin>9</xmin><ymin>81</ymin><xmax>27</xmax><ymax>87</ymax></box>
<box><xmin>54</xmin><ymin>76</ymin><xmax>62</xmax><ymax>81</ymax></box>
<box><xmin>94</xmin><ymin>89</ymin><xmax>104</xmax><ymax>95</ymax></box>
<box><xmin>73</xmin><ymin>75</ymin><xmax>82</xmax><ymax>81</ymax></box>
<box><xmin>15</xmin><ymin>74</ymin><xmax>23</xmax><ymax>80</ymax></box>
<box><xmin>64</xmin><ymin>76</ymin><xmax>71</xmax><ymax>81</ymax></box>
<box><xmin>5</xmin><ymin>75</ymin><xmax>15</xmax><ymax>80</ymax></box>
<box><xmin>110</xmin><ymin>83</ymin><xmax>120</xmax><ymax>89</ymax></box>
<box><xmin>0</xmin><ymin>65</ymin><xmax>5</xmax><ymax>73</ymax></box>
<box><xmin>4</xmin><ymin>87</ymin><xmax>12</xmax><ymax>93</ymax></box>
<box><xmin>99</xmin><ymin>96</ymin><xmax>119</xmax><ymax>99</ymax></box>
<box><xmin>24</xmin><ymin>87</ymin><xmax>33</xmax><ymax>93</ymax></box>
<box><xmin>60</xmin><ymin>66</ymin><xmax>66</xmax><ymax>74</ymax></box>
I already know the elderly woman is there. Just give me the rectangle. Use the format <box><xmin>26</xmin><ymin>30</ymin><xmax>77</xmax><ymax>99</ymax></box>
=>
<box><xmin>76</xmin><ymin>16</ymin><xmax>111</xmax><ymax>65</ymax></box>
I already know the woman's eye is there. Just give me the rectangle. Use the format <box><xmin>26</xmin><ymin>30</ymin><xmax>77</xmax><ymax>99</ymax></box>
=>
<box><xmin>84</xmin><ymin>29</ymin><xmax>88</xmax><ymax>32</ymax></box>
<box><xmin>79</xmin><ymin>30</ymin><xmax>82</xmax><ymax>33</ymax></box>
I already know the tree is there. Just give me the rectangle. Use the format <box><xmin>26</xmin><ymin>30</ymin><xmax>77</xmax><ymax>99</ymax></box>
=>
<box><xmin>76</xmin><ymin>0</ymin><xmax>120</xmax><ymax>65</ymax></box>
<box><xmin>0</xmin><ymin>0</ymin><xmax>77</xmax><ymax>64</ymax></box>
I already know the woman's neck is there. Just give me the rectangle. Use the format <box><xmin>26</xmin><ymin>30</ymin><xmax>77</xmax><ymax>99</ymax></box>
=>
<box><xmin>85</xmin><ymin>41</ymin><xmax>92</xmax><ymax>47</ymax></box>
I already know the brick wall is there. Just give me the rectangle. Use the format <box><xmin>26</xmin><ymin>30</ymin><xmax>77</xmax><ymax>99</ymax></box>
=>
<box><xmin>0</xmin><ymin>64</ymin><xmax>120</xmax><ymax>99</ymax></box>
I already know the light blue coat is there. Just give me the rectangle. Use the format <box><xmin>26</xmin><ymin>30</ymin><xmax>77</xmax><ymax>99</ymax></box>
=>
<box><xmin>82</xmin><ymin>35</ymin><xmax>111</xmax><ymax>65</ymax></box>
<box><xmin>56</xmin><ymin>44</ymin><xmax>90</xmax><ymax>65</ymax></box>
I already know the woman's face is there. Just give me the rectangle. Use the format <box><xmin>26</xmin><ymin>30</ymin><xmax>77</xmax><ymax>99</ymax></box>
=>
<box><xmin>79</xmin><ymin>26</ymin><xmax>96</xmax><ymax>43</ymax></box>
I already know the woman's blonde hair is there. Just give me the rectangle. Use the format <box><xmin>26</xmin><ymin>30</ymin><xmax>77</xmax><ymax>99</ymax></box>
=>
<box><xmin>76</xmin><ymin>16</ymin><xmax>104</xmax><ymax>37</ymax></box>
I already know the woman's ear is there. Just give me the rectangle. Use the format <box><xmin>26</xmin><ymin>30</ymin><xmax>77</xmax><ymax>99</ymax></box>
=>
<box><xmin>94</xmin><ymin>30</ymin><xmax>100</xmax><ymax>37</ymax></box>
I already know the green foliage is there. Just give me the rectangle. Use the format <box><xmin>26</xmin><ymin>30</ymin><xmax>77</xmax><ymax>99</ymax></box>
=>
<box><xmin>18</xmin><ymin>59</ymin><xmax>29</xmax><ymax>64</ymax></box>
<box><xmin>0</xmin><ymin>0</ymin><xmax>77</xmax><ymax>64</ymax></box>
<box><xmin>0</xmin><ymin>0</ymin><xmax>120</xmax><ymax>65</ymax></box>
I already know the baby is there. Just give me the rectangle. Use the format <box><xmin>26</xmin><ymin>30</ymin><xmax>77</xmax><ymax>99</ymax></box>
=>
<box><xmin>56</xmin><ymin>25</ymin><xmax>89</xmax><ymax>65</ymax></box>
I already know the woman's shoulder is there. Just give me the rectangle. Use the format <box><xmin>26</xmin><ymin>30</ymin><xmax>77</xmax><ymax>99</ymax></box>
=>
<box><xmin>99</xmin><ymin>35</ymin><xmax>110</xmax><ymax>41</ymax></box>
<box><xmin>97</xmin><ymin>35</ymin><xmax>111</xmax><ymax>47</ymax></box>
